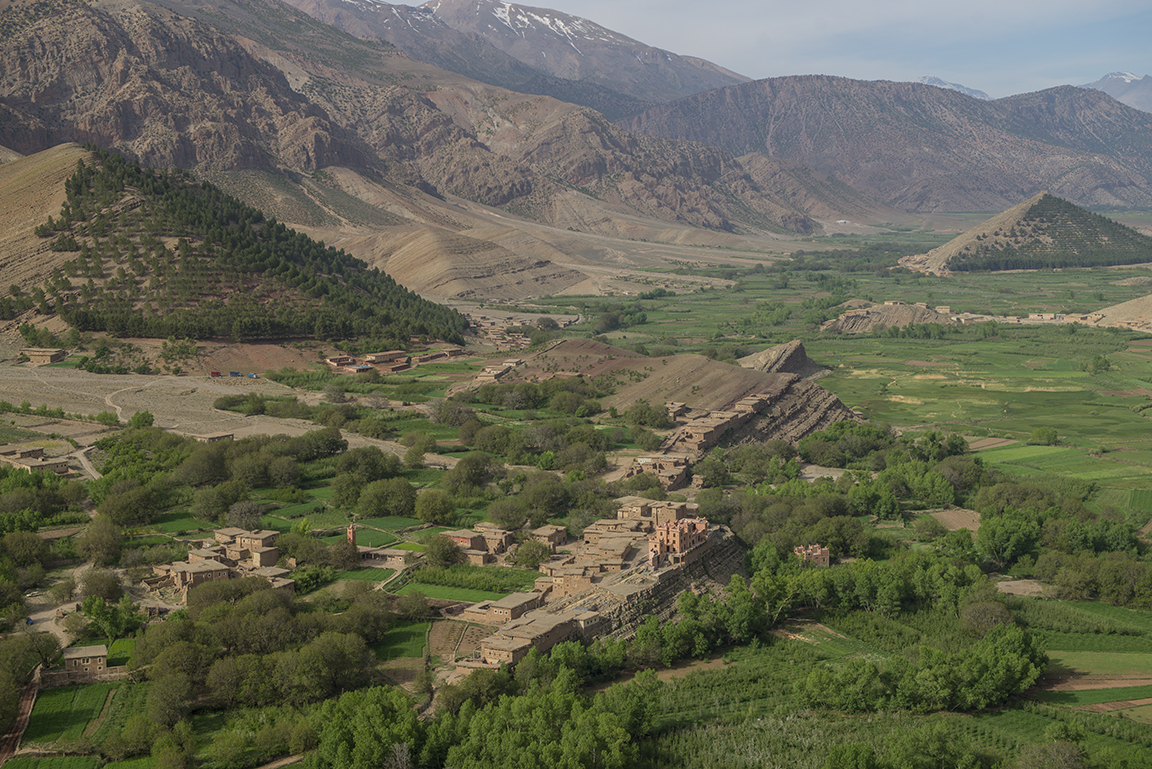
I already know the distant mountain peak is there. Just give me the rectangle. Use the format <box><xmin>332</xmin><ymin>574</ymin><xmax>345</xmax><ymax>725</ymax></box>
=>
<box><xmin>915</xmin><ymin>76</ymin><xmax>991</xmax><ymax>101</ymax></box>
<box><xmin>1079</xmin><ymin>72</ymin><xmax>1152</xmax><ymax>113</ymax></box>
<box><xmin>421</xmin><ymin>0</ymin><xmax>748</xmax><ymax>102</ymax></box>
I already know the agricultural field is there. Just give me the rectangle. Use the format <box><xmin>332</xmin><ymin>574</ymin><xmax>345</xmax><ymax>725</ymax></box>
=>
<box><xmin>372</xmin><ymin>621</ymin><xmax>431</xmax><ymax>660</ymax></box>
<box><xmin>3</xmin><ymin>758</ymin><xmax>102</xmax><ymax>769</ymax></box>
<box><xmin>394</xmin><ymin>584</ymin><xmax>505</xmax><ymax>602</ymax></box>
<box><xmin>23</xmin><ymin>684</ymin><xmax>119</xmax><ymax>746</ymax></box>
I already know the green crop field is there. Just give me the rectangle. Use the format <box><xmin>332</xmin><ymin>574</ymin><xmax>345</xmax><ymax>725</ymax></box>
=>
<box><xmin>336</xmin><ymin>568</ymin><xmax>394</xmax><ymax>582</ymax></box>
<box><xmin>152</xmin><ymin>513</ymin><xmax>211</xmax><ymax>534</ymax></box>
<box><xmin>1046</xmin><ymin>651</ymin><xmax>1152</xmax><ymax>677</ymax></box>
<box><xmin>395</xmin><ymin>583</ymin><xmax>505</xmax><ymax>602</ymax></box>
<box><xmin>1038</xmin><ymin>632</ymin><xmax>1152</xmax><ymax>653</ymax></box>
<box><xmin>357</xmin><ymin>516</ymin><xmax>423</xmax><ymax>531</ymax></box>
<box><xmin>24</xmin><ymin>683</ymin><xmax>118</xmax><ymax>745</ymax></box>
<box><xmin>276</xmin><ymin>499</ymin><xmax>323</xmax><ymax>518</ymax></box>
<box><xmin>107</xmin><ymin>638</ymin><xmax>134</xmax><ymax>666</ymax></box>
<box><xmin>372</xmin><ymin>621</ymin><xmax>430</xmax><ymax>660</ymax></box>
<box><xmin>87</xmin><ymin>682</ymin><xmax>148</xmax><ymax>746</ymax></box>
<box><xmin>971</xmin><ymin>707</ymin><xmax>1150</xmax><ymax>761</ymax></box>
<box><xmin>1066</xmin><ymin>602</ymin><xmax>1152</xmax><ymax>634</ymax></box>
<box><xmin>391</xmin><ymin>542</ymin><xmax>425</xmax><ymax>552</ymax></box>
<box><xmin>1032</xmin><ymin>684</ymin><xmax>1152</xmax><ymax>707</ymax></box>
<box><xmin>1118</xmin><ymin>703</ymin><xmax>1152</xmax><ymax>724</ymax></box>
<box><xmin>3</xmin><ymin>758</ymin><xmax>103</xmax><ymax>769</ymax></box>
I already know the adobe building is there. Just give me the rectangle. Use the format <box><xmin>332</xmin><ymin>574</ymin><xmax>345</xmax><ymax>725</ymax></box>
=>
<box><xmin>795</xmin><ymin>543</ymin><xmax>831</xmax><ymax>567</ymax></box>
<box><xmin>531</xmin><ymin>525</ymin><xmax>567</xmax><ymax>552</ymax></box>
<box><xmin>477</xmin><ymin>607</ymin><xmax>603</xmax><ymax>666</ymax></box>
<box><xmin>616</xmin><ymin>498</ymin><xmax>700</xmax><ymax>531</ymax></box>
<box><xmin>461</xmin><ymin>592</ymin><xmax>545</xmax><ymax>624</ymax></box>
<box><xmin>41</xmin><ymin>644</ymin><xmax>129</xmax><ymax>687</ymax></box>
<box><xmin>20</xmin><ymin>348</ymin><xmax>66</xmax><ymax>364</ymax></box>
<box><xmin>193</xmin><ymin>432</ymin><xmax>234</xmax><ymax>444</ymax></box>
<box><xmin>149</xmin><ymin>527</ymin><xmax>294</xmax><ymax>600</ymax></box>
<box><xmin>649</xmin><ymin>517</ymin><xmax>710</xmax><ymax>569</ymax></box>
<box><xmin>358</xmin><ymin>546</ymin><xmax>415</xmax><ymax>570</ymax></box>
<box><xmin>364</xmin><ymin>351</ymin><xmax>410</xmax><ymax>365</ymax></box>
<box><xmin>444</xmin><ymin>530</ymin><xmax>487</xmax><ymax>551</ymax></box>
<box><xmin>0</xmin><ymin>447</ymin><xmax>71</xmax><ymax>476</ymax></box>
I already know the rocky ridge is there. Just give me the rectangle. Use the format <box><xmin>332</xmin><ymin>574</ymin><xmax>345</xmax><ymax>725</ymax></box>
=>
<box><xmin>620</xmin><ymin>75</ymin><xmax>1152</xmax><ymax>212</ymax></box>
<box><xmin>738</xmin><ymin>340</ymin><xmax>826</xmax><ymax>379</ymax></box>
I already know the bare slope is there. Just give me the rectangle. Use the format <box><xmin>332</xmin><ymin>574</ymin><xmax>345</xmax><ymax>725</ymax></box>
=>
<box><xmin>341</xmin><ymin>226</ymin><xmax>585</xmax><ymax>301</ymax></box>
<box><xmin>1091</xmin><ymin>294</ymin><xmax>1152</xmax><ymax>331</ymax></box>
<box><xmin>0</xmin><ymin>144</ymin><xmax>96</xmax><ymax>297</ymax></box>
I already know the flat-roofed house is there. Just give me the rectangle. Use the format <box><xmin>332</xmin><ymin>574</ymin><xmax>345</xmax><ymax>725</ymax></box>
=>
<box><xmin>169</xmin><ymin>560</ymin><xmax>231</xmax><ymax>591</ymax></box>
<box><xmin>531</xmin><ymin>525</ymin><xmax>567</xmax><ymax>552</ymax></box>
<box><xmin>444</xmin><ymin>530</ymin><xmax>486</xmax><ymax>551</ymax></box>
<box><xmin>487</xmin><ymin>592</ymin><xmax>543</xmax><ymax>622</ymax></box>
<box><xmin>62</xmin><ymin>645</ymin><xmax>107</xmax><ymax>678</ymax></box>
<box><xmin>21</xmin><ymin>348</ymin><xmax>66</xmax><ymax>364</ymax></box>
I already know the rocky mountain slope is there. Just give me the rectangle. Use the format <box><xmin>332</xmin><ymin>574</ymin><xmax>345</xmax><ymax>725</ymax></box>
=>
<box><xmin>280</xmin><ymin>0</ymin><xmax>654</xmax><ymax>119</ymax></box>
<box><xmin>422</xmin><ymin>0</ymin><xmax>749</xmax><ymax>104</ymax></box>
<box><xmin>904</xmin><ymin>192</ymin><xmax>1152</xmax><ymax>273</ymax></box>
<box><xmin>521</xmin><ymin>339</ymin><xmax>856</xmax><ymax>443</ymax></box>
<box><xmin>1081</xmin><ymin>72</ymin><xmax>1152</xmax><ymax>114</ymax></box>
<box><xmin>1</xmin><ymin>0</ymin><xmax>886</xmax><ymax>247</ymax></box>
<box><xmin>620</xmin><ymin>75</ymin><xmax>1152</xmax><ymax>212</ymax></box>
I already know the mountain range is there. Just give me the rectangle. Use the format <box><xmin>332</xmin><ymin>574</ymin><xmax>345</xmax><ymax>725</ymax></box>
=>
<box><xmin>2</xmin><ymin>0</ymin><xmax>1152</xmax><ymax>305</ymax></box>
<box><xmin>620</xmin><ymin>76</ymin><xmax>1152</xmax><ymax>212</ymax></box>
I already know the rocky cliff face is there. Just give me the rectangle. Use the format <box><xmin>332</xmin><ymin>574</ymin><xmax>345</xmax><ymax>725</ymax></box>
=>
<box><xmin>0</xmin><ymin>0</ymin><xmax>369</xmax><ymax>172</ymax></box>
<box><xmin>620</xmin><ymin>75</ymin><xmax>1152</xmax><ymax>212</ymax></box>
<box><xmin>739</xmin><ymin>340</ymin><xmax>825</xmax><ymax>379</ymax></box>
<box><xmin>739</xmin><ymin>376</ymin><xmax>860</xmax><ymax>445</ymax></box>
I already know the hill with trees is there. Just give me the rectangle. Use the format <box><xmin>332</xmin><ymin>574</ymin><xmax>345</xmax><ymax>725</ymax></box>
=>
<box><xmin>8</xmin><ymin>146</ymin><xmax>467</xmax><ymax>344</ymax></box>
<box><xmin>910</xmin><ymin>192</ymin><xmax>1152</xmax><ymax>273</ymax></box>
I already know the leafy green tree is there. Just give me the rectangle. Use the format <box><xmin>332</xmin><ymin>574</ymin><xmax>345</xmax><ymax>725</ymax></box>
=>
<box><xmin>425</xmin><ymin>535</ymin><xmax>465</xmax><ymax>568</ymax></box>
<box><xmin>128</xmin><ymin>410</ymin><xmax>155</xmax><ymax>429</ymax></box>
<box><xmin>513</xmin><ymin>540</ymin><xmax>552</xmax><ymax>569</ymax></box>
<box><xmin>415</xmin><ymin>490</ymin><xmax>456</xmax><ymax>525</ymax></box>
<box><xmin>357</xmin><ymin>477</ymin><xmax>416</xmax><ymax>518</ymax></box>
<box><xmin>80</xmin><ymin>568</ymin><xmax>123</xmax><ymax>601</ymax></box>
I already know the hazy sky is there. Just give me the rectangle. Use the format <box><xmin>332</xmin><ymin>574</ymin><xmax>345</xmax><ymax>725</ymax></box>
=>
<box><xmin>538</xmin><ymin>0</ymin><xmax>1150</xmax><ymax>98</ymax></box>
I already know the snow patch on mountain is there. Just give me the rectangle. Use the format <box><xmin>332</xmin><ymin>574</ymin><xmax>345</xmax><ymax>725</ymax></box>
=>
<box><xmin>916</xmin><ymin>76</ymin><xmax>991</xmax><ymax>101</ymax></box>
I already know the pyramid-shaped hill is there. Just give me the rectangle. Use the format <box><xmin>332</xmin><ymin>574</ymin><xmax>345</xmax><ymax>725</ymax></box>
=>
<box><xmin>2</xmin><ymin>145</ymin><xmax>467</xmax><ymax>345</ymax></box>
<box><xmin>908</xmin><ymin>192</ymin><xmax>1152</xmax><ymax>273</ymax></box>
